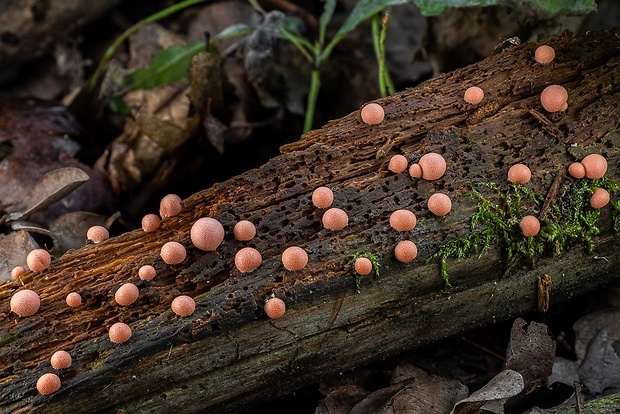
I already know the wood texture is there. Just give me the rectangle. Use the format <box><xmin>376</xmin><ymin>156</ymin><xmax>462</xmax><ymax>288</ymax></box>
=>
<box><xmin>1</xmin><ymin>29</ymin><xmax>620</xmax><ymax>413</ymax></box>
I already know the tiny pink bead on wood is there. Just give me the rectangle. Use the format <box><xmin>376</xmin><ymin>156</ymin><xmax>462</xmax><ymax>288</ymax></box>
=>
<box><xmin>161</xmin><ymin>241</ymin><xmax>186</xmax><ymax>265</ymax></box>
<box><xmin>354</xmin><ymin>258</ymin><xmax>373</xmax><ymax>275</ymax></box>
<box><xmin>389</xmin><ymin>210</ymin><xmax>417</xmax><ymax>232</ymax></box>
<box><xmin>581</xmin><ymin>154</ymin><xmax>607</xmax><ymax>179</ymax></box>
<box><xmin>115</xmin><ymin>283</ymin><xmax>139</xmax><ymax>306</ymax></box>
<box><xmin>141</xmin><ymin>214</ymin><xmax>161</xmax><ymax>233</ymax></box>
<box><xmin>360</xmin><ymin>103</ymin><xmax>385</xmax><ymax>125</ymax></box>
<box><xmin>388</xmin><ymin>155</ymin><xmax>408</xmax><ymax>174</ymax></box>
<box><xmin>171</xmin><ymin>295</ymin><xmax>196</xmax><ymax>317</ymax></box>
<box><xmin>11</xmin><ymin>266</ymin><xmax>26</xmax><ymax>280</ymax></box>
<box><xmin>540</xmin><ymin>85</ymin><xmax>568</xmax><ymax>112</ymax></box>
<box><xmin>190</xmin><ymin>217</ymin><xmax>225</xmax><ymax>251</ymax></box>
<box><xmin>282</xmin><ymin>246</ymin><xmax>308</xmax><ymax>271</ymax></box>
<box><xmin>264</xmin><ymin>297</ymin><xmax>286</xmax><ymax>319</ymax></box>
<box><xmin>464</xmin><ymin>86</ymin><xmax>484</xmax><ymax>104</ymax></box>
<box><xmin>508</xmin><ymin>164</ymin><xmax>531</xmax><ymax>184</ymax></box>
<box><xmin>312</xmin><ymin>187</ymin><xmax>334</xmax><ymax>209</ymax></box>
<box><xmin>109</xmin><ymin>322</ymin><xmax>132</xmax><ymax>343</ymax></box>
<box><xmin>159</xmin><ymin>194</ymin><xmax>182</xmax><ymax>219</ymax></box>
<box><xmin>590</xmin><ymin>188</ymin><xmax>610</xmax><ymax>209</ymax></box>
<box><xmin>520</xmin><ymin>215</ymin><xmax>540</xmax><ymax>237</ymax></box>
<box><xmin>395</xmin><ymin>241</ymin><xmax>418</xmax><ymax>263</ymax></box>
<box><xmin>37</xmin><ymin>373</ymin><xmax>61</xmax><ymax>395</ymax></box>
<box><xmin>235</xmin><ymin>247</ymin><xmax>262</xmax><ymax>273</ymax></box>
<box><xmin>27</xmin><ymin>249</ymin><xmax>51</xmax><ymax>272</ymax></box>
<box><xmin>87</xmin><ymin>225</ymin><xmax>109</xmax><ymax>243</ymax></box>
<box><xmin>234</xmin><ymin>220</ymin><xmax>256</xmax><ymax>241</ymax></box>
<box><xmin>409</xmin><ymin>163</ymin><xmax>422</xmax><ymax>178</ymax></box>
<box><xmin>428</xmin><ymin>193</ymin><xmax>452</xmax><ymax>216</ymax></box>
<box><xmin>138</xmin><ymin>265</ymin><xmax>156</xmax><ymax>280</ymax></box>
<box><xmin>568</xmin><ymin>162</ymin><xmax>586</xmax><ymax>179</ymax></box>
<box><xmin>418</xmin><ymin>153</ymin><xmax>447</xmax><ymax>181</ymax></box>
<box><xmin>10</xmin><ymin>289</ymin><xmax>40</xmax><ymax>317</ymax></box>
<box><xmin>535</xmin><ymin>45</ymin><xmax>555</xmax><ymax>64</ymax></box>
<box><xmin>50</xmin><ymin>350</ymin><xmax>72</xmax><ymax>369</ymax></box>
<box><xmin>322</xmin><ymin>208</ymin><xmax>348</xmax><ymax>231</ymax></box>
<box><xmin>66</xmin><ymin>292</ymin><xmax>82</xmax><ymax>307</ymax></box>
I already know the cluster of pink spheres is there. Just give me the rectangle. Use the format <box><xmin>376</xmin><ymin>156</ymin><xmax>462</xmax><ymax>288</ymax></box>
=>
<box><xmin>6</xmin><ymin>41</ymin><xmax>614</xmax><ymax>397</ymax></box>
<box><xmin>461</xmin><ymin>45</ymin><xmax>567</xmax><ymax>113</ymax></box>
<box><xmin>506</xmin><ymin>153</ymin><xmax>610</xmax><ymax>238</ymax></box>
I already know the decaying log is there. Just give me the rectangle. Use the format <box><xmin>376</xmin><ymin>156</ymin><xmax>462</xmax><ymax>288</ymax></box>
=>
<box><xmin>1</xmin><ymin>29</ymin><xmax>620</xmax><ymax>413</ymax></box>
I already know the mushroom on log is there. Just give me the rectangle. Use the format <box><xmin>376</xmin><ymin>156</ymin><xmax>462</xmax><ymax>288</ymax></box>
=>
<box><xmin>1</xmin><ymin>29</ymin><xmax>620</xmax><ymax>413</ymax></box>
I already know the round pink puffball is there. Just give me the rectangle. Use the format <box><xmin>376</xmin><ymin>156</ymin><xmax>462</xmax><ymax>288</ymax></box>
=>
<box><xmin>235</xmin><ymin>247</ymin><xmax>262</xmax><ymax>273</ymax></box>
<box><xmin>590</xmin><ymin>188</ymin><xmax>610</xmax><ymax>209</ymax></box>
<box><xmin>395</xmin><ymin>241</ymin><xmax>418</xmax><ymax>263</ymax></box>
<box><xmin>312</xmin><ymin>187</ymin><xmax>334</xmax><ymax>209</ymax></box>
<box><xmin>138</xmin><ymin>265</ymin><xmax>156</xmax><ymax>280</ymax></box>
<box><xmin>464</xmin><ymin>86</ymin><xmax>484</xmax><ymax>104</ymax></box>
<box><xmin>50</xmin><ymin>350</ymin><xmax>72</xmax><ymax>369</ymax></box>
<box><xmin>354</xmin><ymin>258</ymin><xmax>373</xmax><ymax>275</ymax></box>
<box><xmin>540</xmin><ymin>85</ymin><xmax>568</xmax><ymax>112</ymax></box>
<box><xmin>66</xmin><ymin>292</ymin><xmax>82</xmax><ymax>308</ymax></box>
<box><xmin>233</xmin><ymin>220</ymin><xmax>256</xmax><ymax>241</ymax></box>
<box><xmin>568</xmin><ymin>162</ymin><xmax>586</xmax><ymax>179</ymax></box>
<box><xmin>508</xmin><ymin>164</ymin><xmax>532</xmax><ymax>184</ymax></box>
<box><xmin>520</xmin><ymin>215</ymin><xmax>541</xmax><ymax>237</ymax></box>
<box><xmin>388</xmin><ymin>155</ymin><xmax>408</xmax><ymax>174</ymax></box>
<box><xmin>109</xmin><ymin>322</ymin><xmax>132</xmax><ymax>344</ymax></box>
<box><xmin>159</xmin><ymin>194</ymin><xmax>182</xmax><ymax>219</ymax></box>
<box><xmin>264</xmin><ymin>297</ymin><xmax>286</xmax><ymax>319</ymax></box>
<box><xmin>37</xmin><ymin>373</ymin><xmax>61</xmax><ymax>395</ymax></box>
<box><xmin>428</xmin><ymin>193</ymin><xmax>452</xmax><ymax>216</ymax></box>
<box><xmin>389</xmin><ymin>210</ymin><xmax>417</xmax><ymax>232</ymax></box>
<box><xmin>418</xmin><ymin>153</ymin><xmax>447</xmax><ymax>181</ymax></box>
<box><xmin>11</xmin><ymin>266</ymin><xmax>26</xmax><ymax>280</ymax></box>
<box><xmin>87</xmin><ymin>225</ymin><xmax>109</xmax><ymax>243</ymax></box>
<box><xmin>160</xmin><ymin>241</ymin><xmax>186</xmax><ymax>265</ymax></box>
<box><xmin>115</xmin><ymin>283</ymin><xmax>139</xmax><ymax>307</ymax></box>
<box><xmin>141</xmin><ymin>214</ymin><xmax>161</xmax><ymax>233</ymax></box>
<box><xmin>409</xmin><ymin>163</ymin><xmax>422</xmax><ymax>178</ymax></box>
<box><xmin>535</xmin><ymin>45</ymin><xmax>555</xmax><ymax>64</ymax></box>
<box><xmin>191</xmin><ymin>217</ymin><xmax>225</xmax><ymax>251</ymax></box>
<box><xmin>581</xmin><ymin>154</ymin><xmax>607</xmax><ymax>179</ymax></box>
<box><xmin>172</xmin><ymin>295</ymin><xmax>196</xmax><ymax>317</ymax></box>
<box><xmin>360</xmin><ymin>103</ymin><xmax>385</xmax><ymax>125</ymax></box>
<box><xmin>282</xmin><ymin>246</ymin><xmax>308</xmax><ymax>271</ymax></box>
<box><xmin>322</xmin><ymin>208</ymin><xmax>348</xmax><ymax>231</ymax></box>
<box><xmin>10</xmin><ymin>289</ymin><xmax>41</xmax><ymax>317</ymax></box>
<box><xmin>27</xmin><ymin>249</ymin><xmax>51</xmax><ymax>272</ymax></box>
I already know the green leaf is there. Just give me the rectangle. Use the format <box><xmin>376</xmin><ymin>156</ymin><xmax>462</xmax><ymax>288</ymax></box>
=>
<box><xmin>213</xmin><ymin>24</ymin><xmax>254</xmax><ymax>41</ymax></box>
<box><xmin>319</xmin><ymin>0</ymin><xmax>337</xmax><ymax>45</ymax></box>
<box><xmin>323</xmin><ymin>0</ymin><xmax>408</xmax><ymax>61</ymax></box>
<box><xmin>413</xmin><ymin>0</ymin><xmax>497</xmax><ymax>16</ymax></box>
<box><xmin>522</xmin><ymin>0</ymin><xmax>596</xmax><ymax>14</ymax></box>
<box><xmin>129</xmin><ymin>41</ymin><xmax>205</xmax><ymax>90</ymax></box>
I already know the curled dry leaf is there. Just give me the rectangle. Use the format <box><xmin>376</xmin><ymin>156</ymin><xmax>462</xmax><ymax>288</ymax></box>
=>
<box><xmin>505</xmin><ymin>318</ymin><xmax>556</xmax><ymax>391</ymax></box>
<box><xmin>0</xmin><ymin>231</ymin><xmax>39</xmax><ymax>281</ymax></box>
<box><xmin>451</xmin><ymin>369</ymin><xmax>524</xmax><ymax>414</ymax></box>
<box><xmin>5</xmin><ymin>167</ymin><xmax>89</xmax><ymax>222</ymax></box>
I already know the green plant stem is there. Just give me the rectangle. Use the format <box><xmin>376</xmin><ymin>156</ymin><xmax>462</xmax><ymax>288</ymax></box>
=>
<box><xmin>88</xmin><ymin>0</ymin><xmax>207</xmax><ymax>92</ymax></box>
<box><xmin>304</xmin><ymin>69</ymin><xmax>321</xmax><ymax>133</ymax></box>
<box><xmin>371</xmin><ymin>12</ymin><xmax>395</xmax><ymax>97</ymax></box>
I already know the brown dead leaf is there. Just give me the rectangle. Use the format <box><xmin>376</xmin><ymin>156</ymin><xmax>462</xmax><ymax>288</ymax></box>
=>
<box><xmin>0</xmin><ymin>231</ymin><xmax>39</xmax><ymax>281</ymax></box>
<box><xmin>5</xmin><ymin>167</ymin><xmax>89</xmax><ymax>222</ymax></box>
<box><xmin>348</xmin><ymin>363</ymin><xmax>468</xmax><ymax>414</ymax></box>
<box><xmin>316</xmin><ymin>385</ymin><xmax>370</xmax><ymax>414</ymax></box>
<box><xmin>49</xmin><ymin>211</ymin><xmax>108</xmax><ymax>255</ymax></box>
<box><xmin>451</xmin><ymin>369</ymin><xmax>524</xmax><ymax>414</ymax></box>
<box><xmin>505</xmin><ymin>318</ymin><xmax>556</xmax><ymax>391</ymax></box>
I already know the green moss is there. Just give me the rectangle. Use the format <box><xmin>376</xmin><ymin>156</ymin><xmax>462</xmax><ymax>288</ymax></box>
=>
<box><xmin>428</xmin><ymin>178</ymin><xmax>618</xmax><ymax>287</ymax></box>
<box><xmin>352</xmin><ymin>252</ymin><xmax>380</xmax><ymax>293</ymax></box>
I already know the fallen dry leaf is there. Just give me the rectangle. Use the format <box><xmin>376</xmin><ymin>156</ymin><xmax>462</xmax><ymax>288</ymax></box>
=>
<box><xmin>451</xmin><ymin>369</ymin><xmax>524</xmax><ymax>414</ymax></box>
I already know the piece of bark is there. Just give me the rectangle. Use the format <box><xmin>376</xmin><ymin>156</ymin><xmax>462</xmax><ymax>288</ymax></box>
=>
<box><xmin>1</xmin><ymin>29</ymin><xmax>620</xmax><ymax>413</ymax></box>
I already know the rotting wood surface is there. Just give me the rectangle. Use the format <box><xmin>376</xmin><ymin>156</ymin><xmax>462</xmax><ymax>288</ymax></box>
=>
<box><xmin>1</xmin><ymin>29</ymin><xmax>620</xmax><ymax>413</ymax></box>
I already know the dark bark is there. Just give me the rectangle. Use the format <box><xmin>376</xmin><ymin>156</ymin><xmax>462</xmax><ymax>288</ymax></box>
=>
<box><xmin>1</xmin><ymin>29</ymin><xmax>620</xmax><ymax>413</ymax></box>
